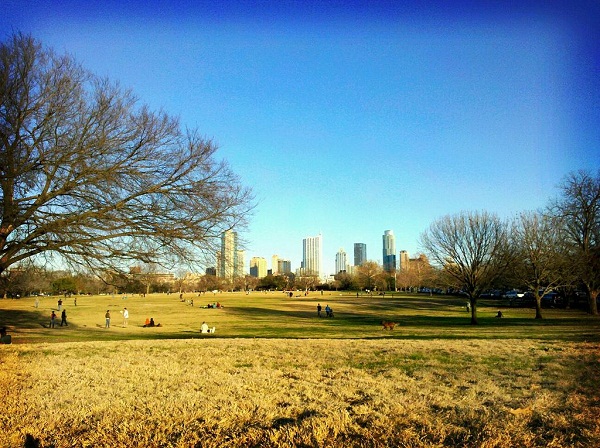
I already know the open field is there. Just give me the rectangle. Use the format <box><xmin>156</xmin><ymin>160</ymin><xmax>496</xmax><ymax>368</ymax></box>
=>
<box><xmin>1</xmin><ymin>293</ymin><xmax>599</xmax><ymax>447</ymax></box>
<box><xmin>1</xmin><ymin>291</ymin><xmax>599</xmax><ymax>343</ymax></box>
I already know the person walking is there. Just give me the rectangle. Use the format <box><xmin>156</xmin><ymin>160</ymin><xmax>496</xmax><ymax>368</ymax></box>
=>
<box><xmin>123</xmin><ymin>308</ymin><xmax>129</xmax><ymax>327</ymax></box>
<box><xmin>50</xmin><ymin>311</ymin><xmax>57</xmax><ymax>328</ymax></box>
<box><xmin>60</xmin><ymin>309</ymin><xmax>68</xmax><ymax>326</ymax></box>
<box><xmin>317</xmin><ymin>303</ymin><xmax>322</xmax><ymax>317</ymax></box>
<box><xmin>105</xmin><ymin>310</ymin><xmax>111</xmax><ymax>328</ymax></box>
<box><xmin>57</xmin><ymin>298</ymin><xmax>63</xmax><ymax>311</ymax></box>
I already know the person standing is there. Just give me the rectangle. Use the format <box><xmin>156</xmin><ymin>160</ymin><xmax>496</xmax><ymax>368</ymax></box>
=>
<box><xmin>57</xmin><ymin>298</ymin><xmax>63</xmax><ymax>311</ymax></box>
<box><xmin>105</xmin><ymin>310</ymin><xmax>111</xmax><ymax>328</ymax></box>
<box><xmin>123</xmin><ymin>308</ymin><xmax>129</xmax><ymax>327</ymax></box>
<box><xmin>317</xmin><ymin>303</ymin><xmax>322</xmax><ymax>317</ymax></box>
<box><xmin>50</xmin><ymin>311</ymin><xmax>57</xmax><ymax>328</ymax></box>
<box><xmin>60</xmin><ymin>309</ymin><xmax>68</xmax><ymax>326</ymax></box>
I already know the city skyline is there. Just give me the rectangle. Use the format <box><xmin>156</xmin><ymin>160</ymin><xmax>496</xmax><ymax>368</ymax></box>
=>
<box><xmin>3</xmin><ymin>2</ymin><xmax>598</xmax><ymax>277</ymax></box>
<box><xmin>236</xmin><ymin>230</ymin><xmax>411</xmax><ymax>279</ymax></box>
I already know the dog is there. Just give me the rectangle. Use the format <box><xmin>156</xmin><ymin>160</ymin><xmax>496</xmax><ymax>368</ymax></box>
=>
<box><xmin>381</xmin><ymin>320</ymin><xmax>397</xmax><ymax>330</ymax></box>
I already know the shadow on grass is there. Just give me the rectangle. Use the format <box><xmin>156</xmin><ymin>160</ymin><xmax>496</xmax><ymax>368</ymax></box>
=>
<box><xmin>0</xmin><ymin>307</ymin><xmax>50</xmax><ymax>329</ymax></box>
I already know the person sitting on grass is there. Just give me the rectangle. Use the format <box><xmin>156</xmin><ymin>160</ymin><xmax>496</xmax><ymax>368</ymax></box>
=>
<box><xmin>145</xmin><ymin>318</ymin><xmax>161</xmax><ymax>327</ymax></box>
<box><xmin>0</xmin><ymin>327</ymin><xmax>11</xmax><ymax>344</ymax></box>
<box><xmin>201</xmin><ymin>322</ymin><xmax>215</xmax><ymax>333</ymax></box>
<box><xmin>496</xmin><ymin>310</ymin><xmax>503</xmax><ymax>318</ymax></box>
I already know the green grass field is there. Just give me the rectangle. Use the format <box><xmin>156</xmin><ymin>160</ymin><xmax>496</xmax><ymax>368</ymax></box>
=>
<box><xmin>2</xmin><ymin>292</ymin><xmax>599</xmax><ymax>447</ymax></box>
<box><xmin>2</xmin><ymin>291</ymin><xmax>599</xmax><ymax>344</ymax></box>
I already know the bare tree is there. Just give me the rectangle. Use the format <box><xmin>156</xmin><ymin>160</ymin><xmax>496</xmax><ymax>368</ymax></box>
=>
<box><xmin>509</xmin><ymin>212</ymin><xmax>569</xmax><ymax>319</ymax></box>
<box><xmin>420</xmin><ymin>211</ymin><xmax>509</xmax><ymax>324</ymax></box>
<box><xmin>0</xmin><ymin>34</ymin><xmax>253</xmax><ymax>287</ymax></box>
<box><xmin>551</xmin><ymin>170</ymin><xmax>600</xmax><ymax>315</ymax></box>
<box><xmin>355</xmin><ymin>261</ymin><xmax>383</xmax><ymax>292</ymax></box>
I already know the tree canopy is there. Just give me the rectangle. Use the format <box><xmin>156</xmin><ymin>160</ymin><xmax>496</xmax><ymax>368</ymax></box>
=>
<box><xmin>551</xmin><ymin>170</ymin><xmax>600</xmax><ymax>315</ymax></box>
<box><xmin>0</xmin><ymin>34</ymin><xmax>253</xmax><ymax>281</ymax></box>
<box><xmin>420</xmin><ymin>211</ymin><xmax>509</xmax><ymax>324</ymax></box>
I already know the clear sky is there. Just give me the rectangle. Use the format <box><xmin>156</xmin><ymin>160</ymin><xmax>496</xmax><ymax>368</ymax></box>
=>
<box><xmin>3</xmin><ymin>0</ymin><xmax>599</xmax><ymax>276</ymax></box>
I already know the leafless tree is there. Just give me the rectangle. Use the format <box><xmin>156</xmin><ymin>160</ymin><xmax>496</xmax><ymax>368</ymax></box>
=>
<box><xmin>420</xmin><ymin>211</ymin><xmax>509</xmax><ymax>324</ymax></box>
<box><xmin>509</xmin><ymin>211</ymin><xmax>569</xmax><ymax>319</ymax></box>
<box><xmin>355</xmin><ymin>261</ymin><xmax>383</xmax><ymax>292</ymax></box>
<box><xmin>551</xmin><ymin>170</ymin><xmax>600</xmax><ymax>315</ymax></box>
<box><xmin>0</xmin><ymin>34</ymin><xmax>253</xmax><ymax>288</ymax></box>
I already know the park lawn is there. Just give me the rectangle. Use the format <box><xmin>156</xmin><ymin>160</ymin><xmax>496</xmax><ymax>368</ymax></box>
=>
<box><xmin>1</xmin><ymin>292</ymin><xmax>599</xmax><ymax>447</ymax></box>
<box><xmin>1</xmin><ymin>338</ymin><xmax>599</xmax><ymax>447</ymax></box>
<box><xmin>1</xmin><ymin>291</ymin><xmax>599</xmax><ymax>343</ymax></box>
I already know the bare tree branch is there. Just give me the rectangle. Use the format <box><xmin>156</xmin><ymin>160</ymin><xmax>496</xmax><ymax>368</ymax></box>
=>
<box><xmin>0</xmin><ymin>33</ymin><xmax>254</xmax><ymax>282</ymax></box>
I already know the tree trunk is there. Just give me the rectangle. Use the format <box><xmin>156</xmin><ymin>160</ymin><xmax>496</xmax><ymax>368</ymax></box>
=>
<box><xmin>589</xmin><ymin>289</ymin><xmax>599</xmax><ymax>315</ymax></box>
<box><xmin>470</xmin><ymin>298</ymin><xmax>478</xmax><ymax>325</ymax></box>
<box><xmin>535</xmin><ymin>296</ymin><xmax>543</xmax><ymax>319</ymax></box>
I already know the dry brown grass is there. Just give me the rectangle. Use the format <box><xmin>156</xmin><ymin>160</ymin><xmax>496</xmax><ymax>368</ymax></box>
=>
<box><xmin>2</xmin><ymin>338</ymin><xmax>598</xmax><ymax>447</ymax></box>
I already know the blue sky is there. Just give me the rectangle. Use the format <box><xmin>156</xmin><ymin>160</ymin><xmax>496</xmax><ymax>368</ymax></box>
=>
<box><xmin>3</xmin><ymin>1</ymin><xmax>599</xmax><ymax>276</ymax></box>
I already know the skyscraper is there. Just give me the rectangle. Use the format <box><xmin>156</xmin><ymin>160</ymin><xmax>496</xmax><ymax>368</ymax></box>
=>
<box><xmin>271</xmin><ymin>255</ymin><xmax>279</xmax><ymax>275</ymax></box>
<box><xmin>399</xmin><ymin>250</ymin><xmax>410</xmax><ymax>271</ymax></box>
<box><xmin>302</xmin><ymin>233</ymin><xmax>323</xmax><ymax>278</ymax></box>
<box><xmin>235</xmin><ymin>250</ymin><xmax>245</xmax><ymax>278</ymax></box>
<box><xmin>218</xmin><ymin>230</ymin><xmax>239</xmax><ymax>279</ymax></box>
<box><xmin>278</xmin><ymin>259</ymin><xmax>292</xmax><ymax>274</ymax></box>
<box><xmin>382</xmin><ymin>230</ymin><xmax>397</xmax><ymax>272</ymax></box>
<box><xmin>250</xmin><ymin>257</ymin><xmax>268</xmax><ymax>278</ymax></box>
<box><xmin>335</xmin><ymin>248</ymin><xmax>347</xmax><ymax>274</ymax></box>
<box><xmin>354</xmin><ymin>243</ymin><xmax>367</xmax><ymax>266</ymax></box>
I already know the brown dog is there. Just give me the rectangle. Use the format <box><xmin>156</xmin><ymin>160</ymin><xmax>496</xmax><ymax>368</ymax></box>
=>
<box><xmin>381</xmin><ymin>321</ymin><xmax>397</xmax><ymax>330</ymax></box>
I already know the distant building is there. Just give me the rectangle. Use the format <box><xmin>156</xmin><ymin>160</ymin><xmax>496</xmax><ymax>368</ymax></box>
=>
<box><xmin>382</xmin><ymin>230</ymin><xmax>397</xmax><ymax>272</ymax></box>
<box><xmin>354</xmin><ymin>243</ymin><xmax>367</xmax><ymax>266</ymax></box>
<box><xmin>335</xmin><ymin>248</ymin><xmax>348</xmax><ymax>274</ymax></box>
<box><xmin>205</xmin><ymin>267</ymin><xmax>216</xmax><ymax>276</ymax></box>
<box><xmin>236</xmin><ymin>250</ymin><xmax>245</xmax><ymax>278</ymax></box>
<box><xmin>302</xmin><ymin>233</ymin><xmax>323</xmax><ymax>278</ymax></box>
<box><xmin>399</xmin><ymin>250</ymin><xmax>410</xmax><ymax>271</ymax></box>
<box><xmin>249</xmin><ymin>257</ymin><xmax>268</xmax><ymax>278</ymax></box>
<box><xmin>277</xmin><ymin>258</ymin><xmax>292</xmax><ymax>274</ymax></box>
<box><xmin>271</xmin><ymin>255</ymin><xmax>279</xmax><ymax>275</ymax></box>
<box><xmin>218</xmin><ymin>230</ymin><xmax>241</xmax><ymax>280</ymax></box>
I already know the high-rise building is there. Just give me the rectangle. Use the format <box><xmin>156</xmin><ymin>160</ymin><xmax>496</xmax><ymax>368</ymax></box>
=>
<box><xmin>236</xmin><ymin>250</ymin><xmax>245</xmax><ymax>278</ymax></box>
<box><xmin>277</xmin><ymin>258</ymin><xmax>292</xmax><ymax>274</ymax></box>
<box><xmin>302</xmin><ymin>233</ymin><xmax>323</xmax><ymax>278</ymax></box>
<box><xmin>335</xmin><ymin>248</ymin><xmax>348</xmax><ymax>274</ymax></box>
<box><xmin>271</xmin><ymin>255</ymin><xmax>279</xmax><ymax>275</ymax></box>
<box><xmin>218</xmin><ymin>230</ymin><xmax>240</xmax><ymax>279</ymax></box>
<box><xmin>399</xmin><ymin>250</ymin><xmax>410</xmax><ymax>271</ymax></box>
<box><xmin>250</xmin><ymin>257</ymin><xmax>268</xmax><ymax>278</ymax></box>
<box><xmin>354</xmin><ymin>243</ymin><xmax>367</xmax><ymax>266</ymax></box>
<box><xmin>382</xmin><ymin>230</ymin><xmax>397</xmax><ymax>272</ymax></box>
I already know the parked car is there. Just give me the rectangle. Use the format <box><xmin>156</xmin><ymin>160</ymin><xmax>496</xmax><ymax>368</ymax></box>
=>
<box><xmin>504</xmin><ymin>290</ymin><xmax>524</xmax><ymax>299</ymax></box>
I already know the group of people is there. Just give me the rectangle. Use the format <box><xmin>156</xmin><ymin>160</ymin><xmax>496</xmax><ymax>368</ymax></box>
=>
<box><xmin>49</xmin><ymin>309</ymin><xmax>68</xmax><ymax>328</ymax></box>
<box><xmin>104</xmin><ymin>308</ymin><xmax>129</xmax><ymax>328</ymax></box>
<box><xmin>29</xmin><ymin>297</ymin><xmax>223</xmax><ymax>334</ymax></box>
<box><xmin>204</xmin><ymin>302</ymin><xmax>222</xmax><ymax>309</ymax></box>
<box><xmin>317</xmin><ymin>303</ymin><xmax>334</xmax><ymax>318</ymax></box>
<box><xmin>143</xmin><ymin>317</ymin><xmax>161</xmax><ymax>327</ymax></box>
